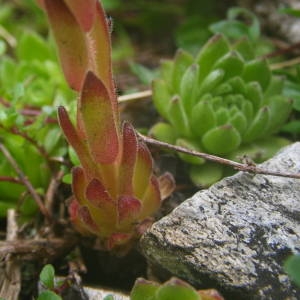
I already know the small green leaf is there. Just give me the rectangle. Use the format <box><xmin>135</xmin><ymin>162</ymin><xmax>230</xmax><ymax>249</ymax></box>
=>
<box><xmin>130</xmin><ymin>278</ymin><xmax>159</xmax><ymax>300</ymax></box>
<box><xmin>284</xmin><ymin>254</ymin><xmax>300</xmax><ymax>287</ymax></box>
<box><xmin>196</xmin><ymin>34</ymin><xmax>230</xmax><ymax>82</ymax></box>
<box><xmin>156</xmin><ymin>278</ymin><xmax>200</xmax><ymax>300</ymax></box>
<box><xmin>149</xmin><ymin>122</ymin><xmax>177</xmax><ymax>145</ymax></box>
<box><xmin>190</xmin><ymin>100</ymin><xmax>216</xmax><ymax>137</ymax></box>
<box><xmin>152</xmin><ymin>79</ymin><xmax>172</xmax><ymax>120</ymax></box>
<box><xmin>172</xmin><ymin>49</ymin><xmax>194</xmax><ymax>92</ymax></box>
<box><xmin>243</xmin><ymin>106</ymin><xmax>270</xmax><ymax>143</ymax></box>
<box><xmin>242</xmin><ymin>59</ymin><xmax>271</xmax><ymax>91</ymax></box>
<box><xmin>197</xmin><ymin>69</ymin><xmax>224</xmax><ymax>96</ymax></box>
<box><xmin>39</xmin><ymin>264</ymin><xmax>55</xmax><ymax>289</ymax></box>
<box><xmin>190</xmin><ymin>163</ymin><xmax>223</xmax><ymax>187</ymax></box>
<box><xmin>202</xmin><ymin>124</ymin><xmax>241</xmax><ymax>155</ymax></box>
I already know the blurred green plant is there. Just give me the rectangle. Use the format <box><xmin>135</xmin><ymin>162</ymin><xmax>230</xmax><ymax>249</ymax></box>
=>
<box><xmin>151</xmin><ymin>34</ymin><xmax>292</xmax><ymax>186</ymax></box>
<box><xmin>284</xmin><ymin>254</ymin><xmax>300</xmax><ymax>288</ymax></box>
<box><xmin>0</xmin><ymin>30</ymin><xmax>75</xmax><ymax>218</ymax></box>
<box><xmin>130</xmin><ymin>277</ymin><xmax>223</xmax><ymax>300</ymax></box>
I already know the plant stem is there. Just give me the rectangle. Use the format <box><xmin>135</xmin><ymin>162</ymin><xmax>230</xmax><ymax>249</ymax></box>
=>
<box><xmin>0</xmin><ymin>142</ymin><xmax>52</xmax><ymax>222</ymax></box>
<box><xmin>139</xmin><ymin>133</ymin><xmax>300</xmax><ymax>180</ymax></box>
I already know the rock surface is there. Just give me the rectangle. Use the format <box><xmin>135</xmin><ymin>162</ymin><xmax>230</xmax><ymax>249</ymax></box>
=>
<box><xmin>141</xmin><ymin>143</ymin><xmax>300</xmax><ymax>300</ymax></box>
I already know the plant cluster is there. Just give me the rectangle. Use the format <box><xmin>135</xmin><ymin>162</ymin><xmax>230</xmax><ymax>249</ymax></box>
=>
<box><xmin>151</xmin><ymin>34</ymin><xmax>292</xmax><ymax>186</ymax></box>
<box><xmin>0</xmin><ymin>29</ymin><xmax>74</xmax><ymax>218</ymax></box>
<box><xmin>38</xmin><ymin>0</ymin><xmax>169</xmax><ymax>251</ymax></box>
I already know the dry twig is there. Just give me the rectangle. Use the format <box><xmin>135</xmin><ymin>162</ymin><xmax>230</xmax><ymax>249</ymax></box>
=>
<box><xmin>139</xmin><ymin>133</ymin><xmax>300</xmax><ymax>180</ymax></box>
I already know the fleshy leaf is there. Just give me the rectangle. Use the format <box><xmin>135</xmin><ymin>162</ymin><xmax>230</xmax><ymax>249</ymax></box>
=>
<box><xmin>130</xmin><ymin>278</ymin><xmax>160</xmax><ymax>300</ymax></box>
<box><xmin>72</xmin><ymin>166</ymin><xmax>87</xmax><ymax>204</ymax></box>
<box><xmin>79</xmin><ymin>71</ymin><xmax>119</xmax><ymax>164</ymax></box>
<box><xmin>86</xmin><ymin>178</ymin><xmax>113</xmax><ymax>207</ymax></box>
<box><xmin>133</xmin><ymin>142</ymin><xmax>153</xmax><ymax>199</ymax></box>
<box><xmin>64</xmin><ymin>0</ymin><xmax>97</xmax><ymax>31</ymax></box>
<box><xmin>44</xmin><ymin>0</ymin><xmax>88</xmax><ymax>90</ymax></box>
<box><xmin>139</xmin><ymin>176</ymin><xmax>161</xmax><ymax>219</ymax></box>
<box><xmin>117</xmin><ymin>195</ymin><xmax>141</xmax><ymax>223</ymax></box>
<box><xmin>58</xmin><ymin>106</ymin><xmax>91</xmax><ymax>171</ymax></box>
<box><xmin>118</xmin><ymin>122</ymin><xmax>138</xmax><ymax>195</ymax></box>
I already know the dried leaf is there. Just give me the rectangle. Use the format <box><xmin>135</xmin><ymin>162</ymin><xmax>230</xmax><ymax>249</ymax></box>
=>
<box><xmin>158</xmin><ymin>172</ymin><xmax>176</xmax><ymax>200</ymax></box>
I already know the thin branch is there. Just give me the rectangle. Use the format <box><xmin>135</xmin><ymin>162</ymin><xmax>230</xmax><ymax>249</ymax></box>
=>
<box><xmin>45</xmin><ymin>169</ymin><xmax>65</xmax><ymax>212</ymax></box>
<box><xmin>0</xmin><ymin>176</ymin><xmax>23</xmax><ymax>185</ymax></box>
<box><xmin>0</xmin><ymin>236</ymin><xmax>77</xmax><ymax>261</ymax></box>
<box><xmin>138</xmin><ymin>133</ymin><xmax>300</xmax><ymax>180</ymax></box>
<box><xmin>270</xmin><ymin>56</ymin><xmax>300</xmax><ymax>70</ymax></box>
<box><xmin>118</xmin><ymin>90</ymin><xmax>152</xmax><ymax>103</ymax></box>
<box><xmin>0</xmin><ymin>142</ymin><xmax>52</xmax><ymax>222</ymax></box>
<box><xmin>261</xmin><ymin>41</ymin><xmax>300</xmax><ymax>59</ymax></box>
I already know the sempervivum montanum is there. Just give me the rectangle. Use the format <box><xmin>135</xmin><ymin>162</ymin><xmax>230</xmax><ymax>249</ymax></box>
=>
<box><xmin>151</xmin><ymin>34</ymin><xmax>292</xmax><ymax>186</ymax></box>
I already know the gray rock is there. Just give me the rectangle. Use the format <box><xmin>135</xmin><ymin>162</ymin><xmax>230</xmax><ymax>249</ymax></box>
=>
<box><xmin>141</xmin><ymin>143</ymin><xmax>300</xmax><ymax>300</ymax></box>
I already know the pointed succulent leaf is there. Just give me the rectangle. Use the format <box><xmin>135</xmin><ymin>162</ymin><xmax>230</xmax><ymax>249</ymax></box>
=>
<box><xmin>227</xmin><ymin>76</ymin><xmax>246</xmax><ymax>95</ymax></box>
<box><xmin>229</xmin><ymin>111</ymin><xmax>248</xmax><ymax>135</ymax></box>
<box><xmin>202</xmin><ymin>124</ymin><xmax>241</xmax><ymax>155</ymax></box>
<box><xmin>149</xmin><ymin>122</ymin><xmax>177</xmax><ymax>145</ymax></box>
<box><xmin>190</xmin><ymin>100</ymin><xmax>216</xmax><ymax>137</ymax></box>
<box><xmin>63</xmin><ymin>0</ymin><xmax>97</xmax><ymax>31</ymax></box>
<box><xmin>196</xmin><ymin>34</ymin><xmax>230</xmax><ymax>82</ymax></box>
<box><xmin>86</xmin><ymin>1</ymin><xmax>116</xmax><ymax>95</ymax></box>
<box><xmin>264</xmin><ymin>76</ymin><xmax>285</xmax><ymax>98</ymax></box>
<box><xmin>117</xmin><ymin>195</ymin><xmax>141</xmax><ymax>224</ymax></box>
<box><xmin>212</xmin><ymin>51</ymin><xmax>244</xmax><ymax>81</ymax></box>
<box><xmin>68</xmin><ymin>199</ymin><xmax>91</xmax><ymax>235</ymax></box>
<box><xmin>160</xmin><ymin>59</ymin><xmax>174</xmax><ymax>83</ymax></box>
<box><xmin>172</xmin><ymin>49</ymin><xmax>194</xmax><ymax>92</ymax></box>
<box><xmin>242</xmin><ymin>59</ymin><xmax>271</xmax><ymax>91</ymax></box>
<box><xmin>167</xmin><ymin>96</ymin><xmax>190</xmax><ymax>137</ymax></box>
<box><xmin>152</xmin><ymin>79</ymin><xmax>172</xmax><ymax>120</ymax></box>
<box><xmin>86</xmin><ymin>178</ymin><xmax>114</xmax><ymax>207</ymax></box>
<box><xmin>214</xmin><ymin>82</ymin><xmax>233</xmax><ymax>96</ymax></box>
<box><xmin>198</xmin><ymin>289</ymin><xmax>224</xmax><ymax>300</ymax></box>
<box><xmin>44</xmin><ymin>0</ymin><xmax>88</xmax><ymax>90</ymax></box>
<box><xmin>266</xmin><ymin>96</ymin><xmax>293</xmax><ymax>134</ymax></box>
<box><xmin>133</xmin><ymin>142</ymin><xmax>153</xmax><ymax>199</ymax></box>
<box><xmin>78</xmin><ymin>205</ymin><xmax>100</xmax><ymax>234</ymax></box>
<box><xmin>156</xmin><ymin>278</ymin><xmax>200</xmax><ymax>300</ymax></box>
<box><xmin>243</xmin><ymin>106</ymin><xmax>270</xmax><ymax>142</ymax></box>
<box><xmin>215</xmin><ymin>107</ymin><xmax>230</xmax><ymax>126</ymax></box>
<box><xmin>190</xmin><ymin>162</ymin><xmax>224</xmax><ymax>187</ymax></box>
<box><xmin>72</xmin><ymin>166</ymin><xmax>87</xmax><ymax>204</ymax></box>
<box><xmin>157</xmin><ymin>172</ymin><xmax>176</xmax><ymax>201</ymax></box>
<box><xmin>245</xmin><ymin>82</ymin><xmax>263</xmax><ymax>113</ymax></box>
<box><xmin>58</xmin><ymin>106</ymin><xmax>92</xmax><ymax>171</ymax></box>
<box><xmin>232</xmin><ymin>37</ymin><xmax>255</xmax><ymax>60</ymax></box>
<box><xmin>106</xmin><ymin>232</ymin><xmax>133</xmax><ymax>250</ymax></box>
<box><xmin>180</xmin><ymin>64</ymin><xmax>199</xmax><ymax>114</ymax></box>
<box><xmin>79</xmin><ymin>71</ymin><xmax>119</xmax><ymax>164</ymax></box>
<box><xmin>241</xmin><ymin>100</ymin><xmax>254</xmax><ymax>123</ymax></box>
<box><xmin>197</xmin><ymin>69</ymin><xmax>224</xmax><ymax>96</ymax></box>
<box><xmin>130</xmin><ymin>278</ymin><xmax>159</xmax><ymax>300</ymax></box>
<box><xmin>118</xmin><ymin>122</ymin><xmax>138</xmax><ymax>195</ymax></box>
<box><xmin>139</xmin><ymin>175</ymin><xmax>161</xmax><ymax>220</ymax></box>
<box><xmin>176</xmin><ymin>138</ymin><xmax>205</xmax><ymax>165</ymax></box>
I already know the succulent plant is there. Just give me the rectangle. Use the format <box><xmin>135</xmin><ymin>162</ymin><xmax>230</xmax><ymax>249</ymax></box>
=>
<box><xmin>130</xmin><ymin>277</ymin><xmax>224</xmax><ymax>300</ymax></box>
<box><xmin>151</xmin><ymin>34</ymin><xmax>292</xmax><ymax>186</ymax></box>
<box><xmin>40</xmin><ymin>0</ymin><xmax>171</xmax><ymax>251</ymax></box>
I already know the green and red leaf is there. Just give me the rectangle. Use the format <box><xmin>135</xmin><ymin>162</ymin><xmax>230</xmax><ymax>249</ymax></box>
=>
<box><xmin>44</xmin><ymin>0</ymin><xmax>88</xmax><ymax>90</ymax></box>
<box><xmin>79</xmin><ymin>71</ymin><xmax>119</xmax><ymax>164</ymax></box>
<box><xmin>117</xmin><ymin>195</ymin><xmax>141</xmax><ymax>223</ymax></box>
<box><xmin>118</xmin><ymin>122</ymin><xmax>138</xmax><ymax>195</ymax></box>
